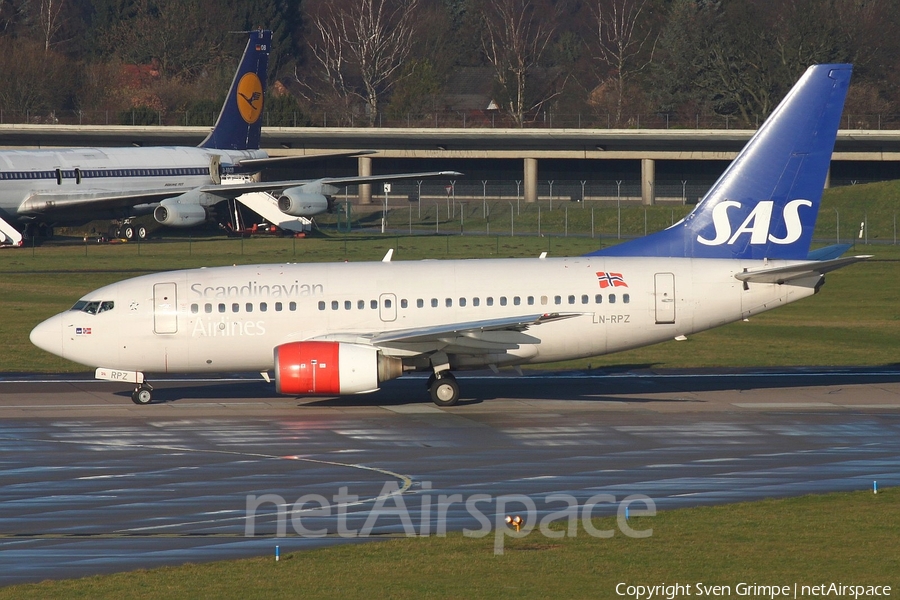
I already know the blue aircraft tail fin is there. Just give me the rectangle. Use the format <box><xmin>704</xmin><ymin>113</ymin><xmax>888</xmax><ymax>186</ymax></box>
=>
<box><xmin>589</xmin><ymin>64</ymin><xmax>852</xmax><ymax>260</ymax></box>
<box><xmin>199</xmin><ymin>30</ymin><xmax>271</xmax><ymax>151</ymax></box>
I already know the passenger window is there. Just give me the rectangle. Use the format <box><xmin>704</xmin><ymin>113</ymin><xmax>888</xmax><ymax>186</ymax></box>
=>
<box><xmin>554</xmin><ymin>296</ymin><xmax>561</xmax><ymax>305</ymax></box>
<box><xmin>218</xmin><ymin>303</ymin><xmax>226</xmax><ymax>313</ymax></box>
<box><xmin>541</xmin><ymin>296</ymin><xmax>548</xmax><ymax>305</ymax></box>
<box><xmin>358</xmin><ymin>300</ymin><xmax>365</xmax><ymax>309</ymax></box>
<box><xmin>487</xmin><ymin>297</ymin><xmax>494</xmax><ymax>306</ymax></box>
<box><xmin>582</xmin><ymin>295</ymin><xmax>589</xmax><ymax>304</ymax></box>
<box><xmin>246</xmin><ymin>303</ymin><xmax>253</xmax><ymax>313</ymax></box>
<box><xmin>500</xmin><ymin>297</ymin><xmax>507</xmax><ymax>306</ymax></box>
<box><xmin>191</xmin><ymin>304</ymin><xmax>199</xmax><ymax>314</ymax></box>
<box><xmin>473</xmin><ymin>297</ymin><xmax>480</xmax><ymax>307</ymax></box>
<box><xmin>513</xmin><ymin>296</ymin><xmax>520</xmax><ymax>306</ymax></box>
<box><xmin>204</xmin><ymin>303</ymin><xmax>212</xmax><ymax>314</ymax></box>
<box><xmin>371</xmin><ymin>300</ymin><xmax>378</xmax><ymax>309</ymax></box>
<box><xmin>385</xmin><ymin>298</ymin><xmax>392</xmax><ymax>309</ymax></box>
<box><xmin>260</xmin><ymin>302</ymin><xmax>267</xmax><ymax>312</ymax></box>
<box><xmin>527</xmin><ymin>296</ymin><xmax>534</xmax><ymax>306</ymax></box>
<box><xmin>623</xmin><ymin>294</ymin><xmax>630</xmax><ymax>304</ymax></box>
<box><xmin>332</xmin><ymin>301</ymin><xmax>339</xmax><ymax>310</ymax></box>
<box><xmin>595</xmin><ymin>294</ymin><xmax>603</xmax><ymax>304</ymax></box>
<box><xmin>417</xmin><ymin>299</ymin><xmax>424</xmax><ymax>308</ymax></box>
<box><xmin>276</xmin><ymin>302</ymin><xmax>283</xmax><ymax>311</ymax></box>
<box><xmin>344</xmin><ymin>300</ymin><xmax>352</xmax><ymax>310</ymax></box>
<box><xmin>445</xmin><ymin>298</ymin><xmax>453</xmax><ymax>307</ymax></box>
<box><xmin>568</xmin><ymin>295</ymin><xmax>575</xmax><ymax>304</ymax></box>
<box><xmin>459</xmin><ymin>298</ymin><xmax>467</xmax><ymax>307</ymax></box>
<box><xmin>231</xmin><ymin>303</ymin><xmax>238</xmax><ymax>313</ymax></box>
<box><xmin>290</xmin><ymin>302</ymin><xmax>297</xmax><ymax>311</ymax></box>
<box><xmin>609</xmin><ymin>294</ymin><xmax>616</xmax><ymax>304</ymax></box>
<box><xmin>401</xmin><ymin>299</ymin><xmax>408</xmax><ymax>309</ymax></box>
<box><xmin>318</xmin><ymin>301</ymin><xmax>325</xmax><ymax>310</ymax></box>
<box><xmin>431</xmin><ymin>298</ymin><xmax>438</xmax><ymax>308</ymax></box>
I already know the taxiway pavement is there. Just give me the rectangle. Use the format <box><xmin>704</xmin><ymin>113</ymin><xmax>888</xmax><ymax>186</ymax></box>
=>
<box><xmin>1</xmin><ymin>367</ymin><xmax>899</xmax><ymax>585</ymax></box>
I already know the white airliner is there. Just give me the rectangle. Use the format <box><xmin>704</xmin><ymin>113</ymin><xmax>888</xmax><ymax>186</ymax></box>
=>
<box><xmin>30</xmin><ymin>64</ymin><xmax>867</xmax><ymax>407</ymax></box>
<box><xmin>0</xmin><ymin>29</ymin><xmax>457</xmax><ymax>246</ymax></box>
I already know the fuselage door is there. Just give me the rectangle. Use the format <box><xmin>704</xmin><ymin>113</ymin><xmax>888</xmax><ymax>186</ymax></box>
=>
<box><xmin>153</xmin><ymin>282</ymin><xmax>178</xmax><ymax>334</ymax></box>
<box><xmin>379</xmin><ymin>293</ymin><xmax>397</xmax><ymax>322</ymax></box>
<box><xmin>209</xmin><ymin>154</ymin><xmax>222</xmax><ymax>184</ymax></box>
<box><xmin>654</xmin><ymin>272</ymin><xmax>676</xmax><ymax>324</ymax></box>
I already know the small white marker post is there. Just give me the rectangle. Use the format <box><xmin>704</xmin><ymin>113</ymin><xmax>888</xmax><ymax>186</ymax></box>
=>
<box><xmin>275</xmin><ymin>545</ymin><xmax>280</xmax><ymax>561</ymax></box>
<box><xmin>874</xmin><ymin>481</ymin><xmax>878</xmax><ymax>494</ymax></box>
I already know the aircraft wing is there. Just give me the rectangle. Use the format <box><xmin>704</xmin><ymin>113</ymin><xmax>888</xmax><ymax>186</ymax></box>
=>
<box><xmin>233</xmin><ymin>150</ymin><xmax>377</xmax><ymax>171</ymax></box>
<box><xmin>198</xmin><ymin>170</ymin><xmax>463</xmax><ymax>196</ymax></box>
<box><xmin>16</xmin><ymin>170</ymin><xmax>462</xmax><ymax>218</ymax></box>
<box><xmin>735</xmin><ymin>255</ymin><xmax>871</xmax><ymax>284</ymax></box>
<box><xmin>17</xmin><ymin>189</ymin><xmax>188</xmax><ymax>216</ymax></box>
<box><xmin>312</xmin><ymin>313</ymin><xmax>580</xmax><ymax>355</ymax></box>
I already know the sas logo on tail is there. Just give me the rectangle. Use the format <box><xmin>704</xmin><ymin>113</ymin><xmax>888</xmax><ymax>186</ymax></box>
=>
<box><xmin>597</xmin><ymin>272</ymin><xmax>628</xmax><ymax>288</ymax></box>
<box><xmin>697</xmin><ymin>199</ymin><xmax>812</xmax><ymax>246</ymax></box>
<box><xmin>236</xmin><ymin>73</ymin><xmax>264</xmax><ymax>125</ymax></box>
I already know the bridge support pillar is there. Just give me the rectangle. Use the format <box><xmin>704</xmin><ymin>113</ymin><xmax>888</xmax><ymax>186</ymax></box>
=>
<box><xmin>524</xmin><ymin>158</ymin><xmax>538</xmax><ymax>203</ymax></box>
<box><xmin>641</xmin><ymin>158</ymin><xmax>655</xmax><ymax>205</ymax></box>
<box><xmin>358</xmin><ymin>156</ymin><xmax>372</xmax><ymax>205</ymax></box>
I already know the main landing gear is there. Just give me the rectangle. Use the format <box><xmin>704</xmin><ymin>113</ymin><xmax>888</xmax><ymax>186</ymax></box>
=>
<box><xmin>428</xmin><ymin>372</ymin><xmax>460</xmax><ymax>407</ymax></box>
<box><xmin>131</xmin><ymin>382</ymin><xmax>154</xmax><ymax>405</ymax></box>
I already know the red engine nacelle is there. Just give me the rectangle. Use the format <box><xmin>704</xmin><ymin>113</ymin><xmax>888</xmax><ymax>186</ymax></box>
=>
<box><xmin>274</xmin><ymin>341</ymin><xmax>403</xmax><ymax>395</ymax></box>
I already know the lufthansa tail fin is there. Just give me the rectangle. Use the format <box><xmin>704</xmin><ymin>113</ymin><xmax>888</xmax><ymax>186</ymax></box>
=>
<box><xmin>199</xmin><ymin>29</ymin><xmax>271</xmax><ymax>151</ymax></box>
<box><xmin>590</xmin><ymin>64</ymin><xmax>852</xmax><ymax>260</ymax></box>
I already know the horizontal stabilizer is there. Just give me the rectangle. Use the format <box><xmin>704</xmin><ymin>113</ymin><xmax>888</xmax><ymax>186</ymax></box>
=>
<box><xmin>807</xmin><ymin>243</ymin><xmax>852</xmax><ymax>260</ymax></box>
<box><xmin>735</xmin><ymin>255</ymin><xmax>871</xmax><ymax>284</ymax></box>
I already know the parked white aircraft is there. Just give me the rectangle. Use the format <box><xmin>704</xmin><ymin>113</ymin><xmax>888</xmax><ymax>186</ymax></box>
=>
<box><xmin>31</xmin><ymin>64</ymin><xmax>867</xmax><ymax>407</ymax></box>
<box><xmin>0</xmin><ymin>29</ymin><xmax>457</xmax><ymax>246</ymax></box>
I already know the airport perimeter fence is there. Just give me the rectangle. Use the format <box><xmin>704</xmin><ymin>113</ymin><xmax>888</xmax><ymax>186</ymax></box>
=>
<box><xmin>315</xmin><ymin>179</ymin><xmax>900</xmax><ymax>247</ymax></box>
<box><xmin>5</xmin><ymin>108</ymin><xmax>900</xmax><ymax>131</ymax></box>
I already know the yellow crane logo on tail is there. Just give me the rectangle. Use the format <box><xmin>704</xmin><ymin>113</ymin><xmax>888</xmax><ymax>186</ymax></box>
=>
<box><xmin>236</xmin><ymin>73</ymin><xmax>264</xmax><ymax>124</ymax></box>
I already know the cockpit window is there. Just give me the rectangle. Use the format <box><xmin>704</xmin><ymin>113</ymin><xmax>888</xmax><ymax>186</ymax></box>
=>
<box><xmin>70</xmin><ymin>300</ymin><xmax>114</xmax><ymax>315</ymax></box>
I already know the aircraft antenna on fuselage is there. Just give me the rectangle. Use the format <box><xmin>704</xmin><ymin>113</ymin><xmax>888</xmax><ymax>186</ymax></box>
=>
<box><xmin>198</xmin><ymin>29</ymin><xmax>271</xmax><ymax>151</ymax></box>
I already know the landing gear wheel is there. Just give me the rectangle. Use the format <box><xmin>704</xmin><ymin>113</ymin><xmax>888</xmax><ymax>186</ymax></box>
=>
<box><xmin>429</xmin><ymin>373</ymin><xmax>459</xmax><ymax>407</ymax></box>
<box><xmin>136</xmin><ymin>225</ymin><xmax>148</xmax><ymax>240</ymax></box>
<box><xmin>123</xmin><ymin>225</ymin><xmax>135</xmax><ymax>240</ymax></box>
<box><xmin>131</xmin><ymin>385</ymin><xmax>153</xmax><ymax>405</ymax></box>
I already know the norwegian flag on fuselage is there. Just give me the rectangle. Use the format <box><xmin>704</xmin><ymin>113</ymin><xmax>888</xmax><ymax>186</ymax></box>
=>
<box><xmin>596</xmin><ymin>272</ymin><xmax>628</xmax><ymax>288</ymax></box>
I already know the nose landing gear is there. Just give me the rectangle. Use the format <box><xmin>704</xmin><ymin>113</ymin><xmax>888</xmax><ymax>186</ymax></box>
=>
<box><xmin>131</xmin><ymin>382</ymin><xmax>154</xmax><ymax>405</ymax></box>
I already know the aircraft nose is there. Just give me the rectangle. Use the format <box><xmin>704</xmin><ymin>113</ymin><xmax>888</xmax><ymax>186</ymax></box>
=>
<box><xmin>30</xmin><ymin>314</ymin><xmax>65</xmax><ymax>358</ymax></box>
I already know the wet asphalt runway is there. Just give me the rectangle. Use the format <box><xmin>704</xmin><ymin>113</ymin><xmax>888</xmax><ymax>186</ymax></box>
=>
<box><xmin>1</xmin><ymin>367</ymin><xmax>899</xmax><ymax>586</ymax></box>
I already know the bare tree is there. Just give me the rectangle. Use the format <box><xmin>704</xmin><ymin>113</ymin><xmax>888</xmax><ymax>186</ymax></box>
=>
<box><xmin>305</xmin><ymin>0</ymin><xmax>420</xmax><ymax>126</ymax></box>
<box><xmin>479</xmin><ymin>0</ymin><xmax>558</xmax><ymax>127</ymax></box>
<box><xmin>36</xmin><ymin>0</ymin><xmax>65</xmax><ymax>51</ymax></box>
<box><xmin>590</xmin><ymin>0</ymin><xmax>657</xmax><ymax>126</ymax></box>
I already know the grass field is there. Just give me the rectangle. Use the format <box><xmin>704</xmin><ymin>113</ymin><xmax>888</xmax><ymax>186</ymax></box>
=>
<box><xmin>1</xmin><ymin>488</ymin><xmax>896</xmax><ymax>599</ymax></box>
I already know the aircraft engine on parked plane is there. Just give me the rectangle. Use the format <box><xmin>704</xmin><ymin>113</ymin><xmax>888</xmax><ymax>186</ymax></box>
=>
<box><xmin>274</xmin><ymin>341</ymin><xmax>403</xmax><ymax>395</ymax></box>
<box><xmin>153</xmin><ymin>201</ymin><xmax>208</xmax><ymax>227</ymax></box>
<box><xmin>277</xmin><ymin>183</ymin><xmax>339</xmax><ymax>217</ymax></box>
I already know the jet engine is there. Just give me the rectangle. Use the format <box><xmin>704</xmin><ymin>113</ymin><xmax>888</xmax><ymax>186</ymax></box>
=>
<box><xmin>274</xmin><ymin>341</ymin><xmax>403</xmax><ymax>395</ymax></box>
<box><xmin>153</xmin><ymin>202</ymin><xmax>208</xmax><ymax>227</ymax></box>
<box><xmin>277</xmin><ymin>183</ymin><xmax>339</xmax><ymax>217</ymax></box>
